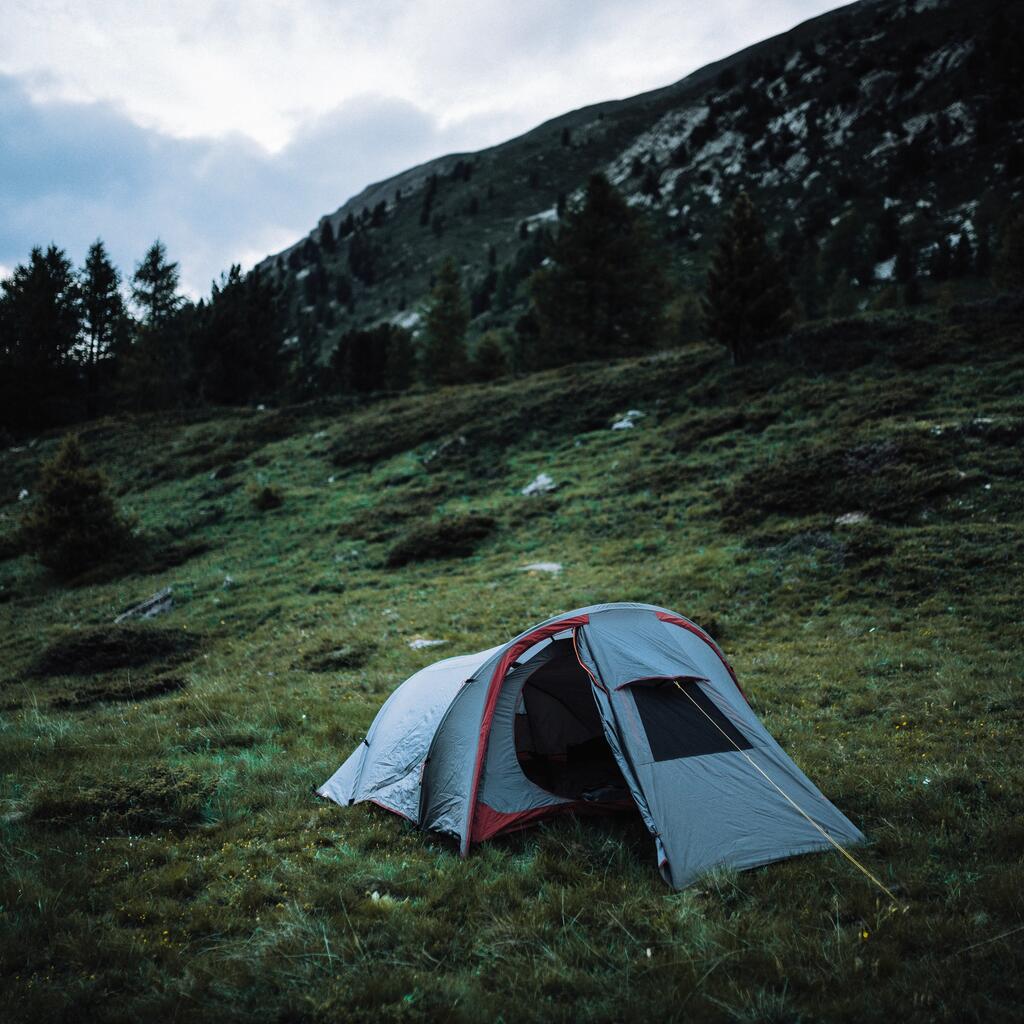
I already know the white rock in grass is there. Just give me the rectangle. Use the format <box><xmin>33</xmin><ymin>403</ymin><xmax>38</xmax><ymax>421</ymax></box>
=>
<box><xmin>408</xmin><ymin>637</ymin><xmax>446</xmax><ymax>650</ymax></box>
<box><xmin>18</xmin><ymin>488</ymin><xmax>29</xmax><ymax>501</ymax></box>
<box><xmin>834</xmin><ymin>511</ymin><xmax>870</xmax><ymax>526</ymax></box>
<box><xmin>521</xmin><ymin>472</ymin><xmax>556</xmax><ymax>496</ymax></box>
<box><xmin>519</xmin><ymin>562</ymin><xmax>563</xmax><ymax>574</ymax></box>
<box><xmin>611</xmin><ymin>409</ymin><xmax>645</xmax><ymax>430</ymax></box>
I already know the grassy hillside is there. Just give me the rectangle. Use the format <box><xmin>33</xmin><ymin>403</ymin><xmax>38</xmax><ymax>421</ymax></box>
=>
<box><xmin>1</xmin><ymin>299</ymin><xmax>1023</xmax><ymax>1022</ymax></box>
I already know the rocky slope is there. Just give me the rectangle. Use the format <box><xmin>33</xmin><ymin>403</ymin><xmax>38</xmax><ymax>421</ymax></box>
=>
<box><xmin>257</xmin><ymin>0</ymin><xmax>1023</xmax><ymax>353</ymax></box>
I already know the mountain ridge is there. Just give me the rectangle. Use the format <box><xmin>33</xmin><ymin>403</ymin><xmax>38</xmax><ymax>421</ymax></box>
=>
<box><xmin>257</xmin><ymin>0</ymin><xmax>1022</xmax><ymax>358</ymax></box>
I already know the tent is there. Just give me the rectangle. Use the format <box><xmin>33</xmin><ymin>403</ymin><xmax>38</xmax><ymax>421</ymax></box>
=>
<box><xmin>318</xmin><ymin>602</ymin><xmax>865</xmax><ymax>889</ymax></box>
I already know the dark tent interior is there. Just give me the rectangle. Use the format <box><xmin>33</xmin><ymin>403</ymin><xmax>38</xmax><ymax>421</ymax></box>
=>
<box><xmin>514</xmin><ymin>640</ymin><xmax>630</xmax><ymax>801</ymax></box>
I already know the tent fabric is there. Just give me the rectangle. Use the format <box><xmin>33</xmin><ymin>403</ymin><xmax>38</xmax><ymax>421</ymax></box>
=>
<box><xmin>317</xmin><ymin>603</ymin><xmax>866</xmax><ymax>889</ymax></box>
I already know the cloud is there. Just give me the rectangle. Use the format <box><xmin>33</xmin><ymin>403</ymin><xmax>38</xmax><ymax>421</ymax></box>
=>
<box><xmin>0</xmin><ymin>74</ymin><xmax>480</xmax><ymax>295</ymax></box>
<box><xmin>0</xmin><ymin>1</ymin><xmax>840</xmax><ymax>294</ymax></box>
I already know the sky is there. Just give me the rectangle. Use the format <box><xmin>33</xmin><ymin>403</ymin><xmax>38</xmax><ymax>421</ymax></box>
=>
<box><xmin>0</xmin><ymin>0</ymin><xmax>841</xmax><ymax>296</ymax></box>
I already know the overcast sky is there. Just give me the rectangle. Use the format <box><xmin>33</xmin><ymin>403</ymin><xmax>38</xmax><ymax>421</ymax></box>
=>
<box><xmin>1</xmin><ymin>0</ymin><xmax>840</xmax><ymax>295</ymax></box>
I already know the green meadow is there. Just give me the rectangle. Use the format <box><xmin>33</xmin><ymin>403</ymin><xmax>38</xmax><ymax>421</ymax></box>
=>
<box><xmin>1</xmin><ymin>301</ymin><xmax>1022</xmax><ymax>1022</ymax></box>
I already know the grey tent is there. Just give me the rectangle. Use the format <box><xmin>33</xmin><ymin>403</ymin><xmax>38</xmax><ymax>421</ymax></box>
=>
<box><xmin>318</xmin><ymin>602</ymin><xmax>864</xmax><ymax>889</ymax></box>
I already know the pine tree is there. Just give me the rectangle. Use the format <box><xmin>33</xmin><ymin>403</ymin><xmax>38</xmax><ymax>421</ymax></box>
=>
<box><xmin>930</xmin><ymin>236</ymin><xmax>952</xmax><ymax>281</ymax></box>
<box><xmin>80</xmin><ymin>240</ymin><xmax>129</xmax><ymax>412</ymax></box>
<box><xmin>975</xmin><ymin>227</ymin><xmax>993</xmax><ymax>278</ymax></box>
<box><xmin>421</xmin><ymin>257</ymin><xmax>469</xmax><ymax>386</ymax></box>
<box><xmin>132</xmin><ymin>240</ymin><xmax>182</xmax><ymax>328</ymax></box>
<box><xmin>995</xmin><ymin>208</ymin><xmax>1024</xmax><ymax>290</ymax></box>
<box><xmin>193</xmin><ymin>266</ymin><xmax>283</xmax><ymax>404</ymax></box>
<box><xmin>0</xmin><ymin>245</ymin><xmax>82</xmax><ymax>429</ymax></box>
<box><xmin>420</xmin><ymin>174</ymin><xmax>438</xmax><ymax>227</ymax></box>
<box><xmin>348</xmin><ymin>229</ymin><xmax>377</xmax><ymax>284</ymax></box>
<box><xmin>875</xmin><ymin>205</ymin><xmax>901</xmax><ymax>260</ymax></box>
<box><xmin>529</xmin><ymin>173</ymin><xmax>668</xmax><ymax>367</ymax></box>
<box><xmin>472</xmin><ymin>331</ymin><xmax>510</xmax><ymax>381</ymax></box>
<box><xmin>319</xmin><ymin>219</ymin><xmax>336</xmax><ymax>252</ymax></box>
<box><xmin>702</xmin><ymin>191</ymin><xmax>794</xmax><ymax>364</ymax></box>
<box><xmin>895</xmin><ymin>240</ymin><xmax>921</xmax><ymax>305</ymax></box>
<box><xmin>20</xmin><ymin>434</ymin><xmax>134</xmax><ymax>578</ymax></box>
<box><xmin>123</xmin><ymin>240</ymin><xmax>189</xmax><ymax>408</ymax></box>
<box><xmin>330</xmin><ymin>324</ymin><xmax>414</xmax><ymax>393</ymax></box>
<box><xmin>951</xmin><ymin>232</ymin><xmax>973</xmax><ymax>278</ymax></box>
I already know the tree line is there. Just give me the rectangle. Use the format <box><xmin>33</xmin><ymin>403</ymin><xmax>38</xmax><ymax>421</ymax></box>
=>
<box><xmin>4</xmin><ymin>177</ymin><xmax>1022</xmax><ymax>436</ymax></box>
<box><xmin>0</xmin><ymin>239</ymin><xmax>283</xmax><ymax>433</ymax></box>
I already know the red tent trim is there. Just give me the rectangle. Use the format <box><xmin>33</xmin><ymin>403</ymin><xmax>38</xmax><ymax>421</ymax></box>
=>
<box><xmin>655</xmin><ymin>611</ymin><xmax>749</xmax><ymax>705</ymax></box>
<box><xmin>462</xmin><ymin>614</ymin><xmax>591</xmax><ymax>855</ymax></box>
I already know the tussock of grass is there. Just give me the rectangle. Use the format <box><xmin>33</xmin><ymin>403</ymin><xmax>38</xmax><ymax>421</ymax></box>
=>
<box><xmin>27</xmin><ymin>625</ymin><xmax>200</xmax><ymax>677</ymax></box>
<box><xmin>296</xmin><ymin>639</ymin><xmax>376</xmax><ymax>672</ymax></box>
<box><xmin>49</xmin><ymin>673</ymin><xmax>188</xmax><ymax>709</ymax></box>
<box><xmin>249</xmin><ymin>483</ymin><xmax>284</xmax><ymax>511</ymax></box>
<box><xmin>724</xmin><ymin>432</ymin><xmax>957</xmax><ymax>524</ymax></box>
<box><xmin>29</xmin><ymin>764</ymin><xmax>214</xmax><ymax>832</ymax></box>
<box><xmin>386</xmin><ymin>512</ymin><xmax>497</xmax><ymax>567</ymax></box>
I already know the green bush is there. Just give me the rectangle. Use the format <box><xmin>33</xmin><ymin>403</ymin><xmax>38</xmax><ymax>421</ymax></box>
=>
<box><xmin>30</xmin><ymin>765</ymin><xmax>214</xmax><ymax>833</ymax></box>
<box><xmin>386</xmin><ymin>512</ymin><xmax>496</xmax><ymax>567</ymax></box>
<box><xmin>29</xmin><ymin>624</ymin><xmax>200</xmax><ymax>677</ymax></box>
<box><xmin>20</xmin><ymin>434</ymin><xmax>134</xmax><ymax>578</ymax></box>
<box><xmin>723</xmin><ymin>433</ymin><xmax>956</xmax><ymax>524</ymax></box>
<box><xmin>249</xmin><ymin>483</ymin><xmax>284</xmax><ymax>511</ymax></box>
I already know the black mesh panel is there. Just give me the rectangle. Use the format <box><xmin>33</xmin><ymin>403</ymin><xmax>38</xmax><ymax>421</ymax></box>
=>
<box><xmin>631</xmin><ymin>680</ymin><xmax>751</xmax><ymax>761</ymax></box>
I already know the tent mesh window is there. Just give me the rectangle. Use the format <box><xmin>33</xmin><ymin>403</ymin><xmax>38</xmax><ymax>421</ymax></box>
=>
<box><xmin>630</xmin><ymin>680</ymin><xmax>752</xmax><ymax>761</ymax></box>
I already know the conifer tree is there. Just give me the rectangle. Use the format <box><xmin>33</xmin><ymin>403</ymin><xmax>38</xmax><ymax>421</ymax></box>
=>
<box><xmin>895</xmin><ymin>240</ymin><xmax>921</xmax><ymax>305</ymax></box>
<box><xmin>421</xmin><ymin>257</ymin><xmax>469</xmax><ymax>386</ymax></box>
<box><xmin>20</xmin><ymin>434</ymin><xmax>134</xmax><ymax>578</ymax></box>
<box><xmin>929</xmin><ymin>236</ymin><xmax>952</xmax><ymax>281</ymax></box>
<box><xmin>331</xmin><ymin>324</ymin><xmax>414</xmax><ymax>393</ymax></box>
<box><xmin>529</xmin><ymin>173</ymin><xmax>668</xmax><ymax>367</ymax></box>
<box><xmin>995</xmin><ymin>208</ymin><xmax>1024</xmax><ymax>290</ymax></box>
<box><xmin>951</xmin><ymin>232</ymin><xmax>973</xmax><ymax>277</ymax></box>
<box><xmin>472</xmin><ymin>331</ymin><xmax>510</xmax><ymax>381</ymax></box>
<box><xmin>702</xmin><ymin>191</ymin><xmax>794</xmax><ymax>364</ymax></box>
<box><xmin>319</xmin><ymin>219</ymin><xmax>336</xmax><ymax>252</ymax></box>
<box><xmin>131</xmin><ymin>240</ymin><xmax>182</xmax><ymax>328</ymax></box>
<box><xmin>123</xmin><ymin>240</ymin><xmax>189</xmax><ymax>408</ymax></box>
<box><xmin>80</xmin><ymin>240</ymin><xmax>129</xmax><ymax>410</ymax></box>
<box><xmin>193</xmin><ymin>265</ymin><xmax>283</xmax><ymax>404</ymax></box>
<box><xmin>0</xmin><ymin>245</ymin><xmax>82</xmax><ymax>429</ymax></box>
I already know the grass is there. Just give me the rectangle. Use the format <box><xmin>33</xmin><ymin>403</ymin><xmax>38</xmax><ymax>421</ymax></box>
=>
<box><xmin>1</xmin><ymin>301</ymin><xmax>1022</xmax><ymax>1022</ymax></box>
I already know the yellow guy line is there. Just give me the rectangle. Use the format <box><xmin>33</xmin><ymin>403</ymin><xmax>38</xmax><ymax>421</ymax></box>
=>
<box><xmin>672</xmin><ymin>680</ymin><xmax>899</xmax><ymax>903</ymax></box>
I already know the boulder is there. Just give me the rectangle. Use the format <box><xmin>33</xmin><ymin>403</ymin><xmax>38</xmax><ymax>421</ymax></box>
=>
<box><xmin>521</xmin><ymin>472</ymin><xmax>556</xmax><ymax>496</ymax></box>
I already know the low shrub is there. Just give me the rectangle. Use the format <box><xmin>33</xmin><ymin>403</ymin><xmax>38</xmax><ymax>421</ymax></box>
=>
<box><xmin>29</xmin><ymin>624</ymin><xmax>200</xmax><ymax>677</ymax></box>
<box><xmin>297</xmin><ymin>639</ymin><xmax>376</xmax><ymax>672</ymax></box>
<box><xmin>249</xmin><ymin>483</ymin><xmax>284</xmax><ymax>511</ymax></box>
<box><xmin>30</xmin><ymin>764</ymin><xmax>214</xmax><ymax>832</ymax></box>
<box><xmin>386</xmin><ymin>512</ymin><xmax>496</xmax><ymax>567</ymax></box>
<box><xmin>724</xmin><ymin>432</ymin><xmax>956</xmax><ymax>524</ymax></box>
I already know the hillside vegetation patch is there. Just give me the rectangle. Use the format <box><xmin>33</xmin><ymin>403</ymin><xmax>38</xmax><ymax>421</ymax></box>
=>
<box><xmin>28</xmin><ymin>624</ymin><xmax>200</xmax><ymax>678</ymax></box>
<box><xmin>386</xmin><ymin>513</ymin><xmax>497</xmax><ymax>567</ymax></box>
<box><xmin>724</xmin><ymin>432</ymin><xmax>957</xmax><ymax>524</ymax></box>
<box><xmin>296</xmin><ymin>638</ymin><xmax>376</xmax><ymax>672</ymax></box>
<box><xmin>29</xmin><ymin>764</ymin><xmax>214</xmax><ymax>833</ymax></box>
<box><xmin>48</xmin><ymin>673</ymin><xmax>188</xmax><ymax>709</ymax></box>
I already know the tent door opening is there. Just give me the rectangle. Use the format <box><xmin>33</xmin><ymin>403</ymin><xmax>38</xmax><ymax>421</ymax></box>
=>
<box><xmin>514</xmin><ymin>639</ymin><xmax>629</xmax><ymax>802</ymax></box>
